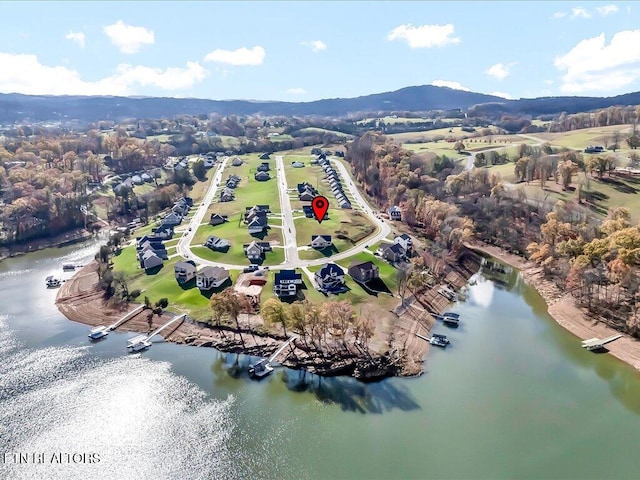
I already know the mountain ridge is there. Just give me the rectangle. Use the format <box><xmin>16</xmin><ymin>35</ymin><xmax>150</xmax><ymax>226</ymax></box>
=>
<box><xmin>1</xmin><ymin>85</ymin><xmax>639</xmax><ymax>123</ymax></box>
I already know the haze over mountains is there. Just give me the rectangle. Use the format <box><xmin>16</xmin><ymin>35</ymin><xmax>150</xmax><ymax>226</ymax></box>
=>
<box><xmin>1</xmin><ymin>85</ymin><xmax>640</xmax><ymax>123</ymax></box>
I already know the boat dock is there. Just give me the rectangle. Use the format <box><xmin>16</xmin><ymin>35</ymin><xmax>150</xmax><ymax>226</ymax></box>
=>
<box><xmin>108</xmin><ymin>305</ymin><xmax>145</xmax><ymax>331</ymax></box>
<box><xmin>126</xmin><ymin>313</ymin><xmax>187</xmax><ymax>352</ymax></box>
<box><xmin>268</xmin><ymin>335</ymin><xmax>297</xmax><ymax>364</ymax></box>
<box><xmin>581</xmin><ymin>334</ymin><xmax>623</xmax><ymax>351</ymax></box>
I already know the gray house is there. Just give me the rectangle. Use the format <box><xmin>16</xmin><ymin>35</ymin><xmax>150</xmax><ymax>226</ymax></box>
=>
<box><xmin>140</xmin><ymin>250</ymin><xmax>163</xmax><ymax>270</ymax></box>
<box><xmin>254</xmin><ymin>171</ymin><xmax>271</xmax><ymax>181</ymax></box>
<box><xmin>382</xmin><ymin>243</ymin><xmax>406</xmax><ymax>263</ymax></box>
<box><xmin>204</xmin><ymin>236</ymin><xmax>231</xmax><ymax>252</ymax></box>
<box><xmin>348</xmin><ymin>260</ymin><xmax>379</xmax><ymax>283</ymax></box>
<box><xmin>196</xmin><ymin>266</ymin><xmax>230</xmax><ymax>290</ymax></box>
<box><xmin>209</xmin><ymin>213</ymin><xmax>228</xmax><ymax>226</ymax></box>
<box><xmin>243</xmin><ymin>241</ymin><xmax>271</xmax><ymax>261</ymax></box>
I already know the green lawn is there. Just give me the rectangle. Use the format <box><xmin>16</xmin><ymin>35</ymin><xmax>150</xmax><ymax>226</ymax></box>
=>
<box><xmin>191</xmin><ymin>220</ymin><xmax>285</xmax><ymax>265</ymax></box>
<box><xmin>337</xmin><ymin>252</ymin><xmax>399</xmax><ymax>293</ymax></box>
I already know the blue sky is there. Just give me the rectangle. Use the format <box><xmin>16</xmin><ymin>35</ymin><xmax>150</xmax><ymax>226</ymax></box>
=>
<box><xmin>0</xmin><ymin>1</ymin><xmax>639</xmax><ymax>101</ymax></box>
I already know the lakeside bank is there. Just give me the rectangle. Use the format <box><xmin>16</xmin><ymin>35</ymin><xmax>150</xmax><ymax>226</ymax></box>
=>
<box><xmin>55</xmin><ymin>260</ymin><xmax>433</xmax><ymax>379</ymax></box>
<box><xmin>467</xmin><ymin>242</ymin><xmax>640</xmax><ymax>371</ymax></box>
<box><xmin>0</xmin><ymin>228</ymin><xmax>96</xmax><ymax>262</ymax></box>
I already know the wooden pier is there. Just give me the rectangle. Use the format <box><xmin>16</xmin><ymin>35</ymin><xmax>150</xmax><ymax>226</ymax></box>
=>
<box><xmin>581</xmin><ymin>334</ymin><xmax>623</xmax><ymax>351</ymax></box>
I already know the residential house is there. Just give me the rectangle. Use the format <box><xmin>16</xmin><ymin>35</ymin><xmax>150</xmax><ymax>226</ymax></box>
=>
<box><xmin>152</xmin><ymin>226</ymin><xmax>174</xmax><ymax>239</ymax></box>
<box><xmin>273</xmin><ymin>269</ymin><xmax>303</xmax><ymax>298</ymax></box>
<box><xmin>204</xmin><ymin>158</ymin><xmax>215</xmax><ymax>168</ymax></box>
<box><xmin>245</xmin><ymin>205</ymin><xmax>270</xmax><ymax>217</ymax></box>
<box><xmin>254</xmin><ymin>171</ymin><xmax>271</xmax><ymax>181</ymax></box>
<box><xmin>302</xmin><ymin>205</ymin><xmax>314</xmax><ymax>218</ymax></box>
<box><xmin>131</xmin><ymin>175</ymin><xmax>143</xmax><ymax>185</ymax></box>
<box><xmin>381</xmin><ymin>243</ymin><xmax>407</xmax><ymax>263</ymax></box>
<box><xmin>394</xmin><ymin>234</ymin><xmax>412</xmax><ymax>252</ymax></box>
<box><xmin>314</xmin><ymin>263</ymin><xmax>345</xmax><ymax>293</ymax></box>
<box><xmin>247</xmin><ymin>215</ymin><xmax>268</xmax><ymax>234</ymax></box>
<box><xmin>311</xmin><ymin>235</ymin><xmax>332</xmax><ymax>249</ymax></box>
<box><xmin>137</xmin><ymin>243</ymin><xmax>168</xmax><ymax>260</ymax></box>
<box><xmin>174</xmin><ymin>261</ymin><xmax>197</xmax><ymax>284</ymax></box>
<box><xmin>259</xmin><ymin>152</ymin><xmax>271</xmax><ymax>160</ymax></box>
<box><xmin>141</xmin><ymin>173</ymin><xmax>153</xmax><ymax>183</ymax></box>
<box><xmin>204</xmin><ymin>236</ymin><xmax>231</xmax><ymax>252</ymax></box>
<box><xmin>139</xmin><ymin>250</ymin><xmax>163</xmax><ymax>270</ymax></box>
<box><xmin>220</xmin><ymin>187</ymin><xmax>235</xmax><ymax>202</ymax></box>
<box><xmin>291</xmin><ymin>161</ymin><xmax>304</xmax><ymax>168</ymax></box>
<box><xmin>162</xmin><ymin>212</ymin><xmax>182</xmax><ymax>226</ymax></box>
<box><xmin>339</xmin><ymin>199</ymin><xmax>352</xmax><ymax>209</ymax></box>
<box><xmin>297</xmin><ymin>182</ymin><xmax>317</xmax><ymax>195</ymax></box>
<box><xmin>231</xmin><ymin>157</ymin><xmax>243</xmax><ymax>166</ymax></box>
<box><xmin>226</xmin><ymin>174</ymin><xmax>241</xmax><ymax>188</ymax></box>
<box><xmin>243</xmin><ymin>241</ymin><xmax>271</xmax><ymax>261</ymax></box>
<box><xmin>299</xmin><ymin>190</ymin><xmax>315</xmax><ymax>202</ymax></box>
<box><xmin>209</xmin><ymin>213</ymin><xmax>228</xmax><ymax>226</ymax></box>
<box><xmin>172</xmin><ymin>203</ymin><xmax>189</xmax><ymax>216</ymax></box>
<box><xmin>348</xmin><ymin>260</ymin><xmax>380</xmax><ymax>283</ymax></box>
<box><xmin>196</xmin><ymin>266</ymin><xmax>230</xmax><ymax>290</ymax></box>
<box><xmin>388</xmin><ymin>206</ymin><xmax>402</xmax><ymax>221</ymax></box>
<box><xmin>257</xmin><ymin>162</ymin><xmax>270</xmax><ymax>172</ymax></box>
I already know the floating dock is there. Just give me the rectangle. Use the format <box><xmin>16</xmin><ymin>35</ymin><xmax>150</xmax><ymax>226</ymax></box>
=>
<box><xmin>581</xmin><ymin>334</ymin><xmax>623</xmax><ymax>351</ymax></box>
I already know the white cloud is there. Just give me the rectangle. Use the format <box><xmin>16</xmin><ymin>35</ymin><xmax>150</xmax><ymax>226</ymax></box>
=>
<box><xmin>484</xmin><ymin>62</ymin><xmax>516</xmax><ymax>80</ymax></box>
<box><xmin>543</xmin><ymin>79</ymin><xmax>554</xmax><ymax>85</ymax></box>
<box><xmin>65</xmin><ymin>31</ymin><xmax>85</xmax><ymax>48</ymax></box>
<box><xmin>490</xmin><ymin>91</ymin><xmax>513</xmax><ymax>99</ymax></box>
<box><xmin>286</xmin><ymin>87</ymin><xmax>307</xmax><ymax>95</ymax></box>
<box><xmin>301</xmin><ymin>40</ymin><xmax>327</xmax><ymax>52</ymax></box>
<box><xmin>552</xmin><ymin>11</ymin><xmax>567</xmax><ymax>19</ymax></box>
<box><xmin>555</xmin><ymin>30</ymin><xmax>640</xmax><ymax>93</ymax></box>
<box><xmin>387</xmin><ymin>23</ymin><xmax>460</xmax><ymax>48</ymax></box>
<box><xmin>430</xmin><ymin>80</ymin><xmax>470</xmax><ymax>91</ymax></box>
<box><xmin>204</xmin><ymin>46</ymin><xmax>265</xmax><ymax>66</ymax></box>
<box><xmin>596</xmin><ymin>4</ymin><xmax>618</xmax><ymax>15</ymax></box>
<box><xmin>0</xmin><ymin>52</ymin><xmax>208</xmax><ymax>95</ymax></box>
<box><xmin>103</xmin><ymin>20</ymin><xmax>154</xmax><ymax>54</ymax></box>
<box><xmin>571</xmin><ymin>7</ymin><xmax>592</xmax><ymax>18</ymax></box>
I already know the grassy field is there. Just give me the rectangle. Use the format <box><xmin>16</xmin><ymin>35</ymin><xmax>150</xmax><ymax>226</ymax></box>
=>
<box><xmin>336</xmin><ymin>252</ymin><xmax>400</xmax><ymax>296</ymax></box>
<box><xmin>191</xmin><ymin>218</ymin><xmax>285</xmax><ymax>265</ymax></box>
<box><xmin>205</xmin><ymin>153</ymin><xmax>281</xmax><ymax>220</ymax></box>
<box><xmin>525</xmin><ymin>124</ymin><xmax>635</xmax><ymax>151</ymax></box>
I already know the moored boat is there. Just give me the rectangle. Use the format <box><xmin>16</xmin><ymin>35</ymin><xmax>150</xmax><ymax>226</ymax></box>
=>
<box><xmin>62</xmin><ymin>264</ymin><xmax>76</xmax><ymax>271</ymax></box>
<box><xmin>46</xmin><ymin>276</ymin><xmax>62</xmax><ymax>288</ymax></box>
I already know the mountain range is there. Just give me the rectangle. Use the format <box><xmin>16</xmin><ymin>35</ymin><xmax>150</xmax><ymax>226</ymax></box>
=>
<box><xmin>1</xmin><ymin>85</ymin><xmax>640</xmax><ymax>123</ymax></box>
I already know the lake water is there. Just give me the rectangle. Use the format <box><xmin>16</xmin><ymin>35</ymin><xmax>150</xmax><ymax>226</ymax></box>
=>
<box><xmin>2</xmin><ymin>241</ymin><xmax>640</xmax><ymax>479</ymax></box>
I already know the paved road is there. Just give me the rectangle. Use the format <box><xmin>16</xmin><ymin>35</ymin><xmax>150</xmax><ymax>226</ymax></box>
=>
<box><xmin>176</xmin><ymin>157</ymin><xmax>228</xmax><ymax>261</ymax></box>
<box><xmin>176</xmin><ymin>155</ymin><xmax>393</xmax><ymax>271</ymax></box>
<box><xmin>275</xmin><ymin>155</ymin><xmax>300</xmax><ymax>264</ymax></box>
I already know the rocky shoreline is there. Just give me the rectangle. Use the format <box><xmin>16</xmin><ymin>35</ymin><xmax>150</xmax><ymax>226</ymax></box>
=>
<box><xmin>55</xmin><ymin>261</ymin><xmax>426</xmax><ymax>380</ymax></box>
<box><xmin>466</xmin><ymin>242</ymin><xmax>640</xmax><ymax>372</ymax></box>
<box><xmin>0</xmin><ymin>228</ymin><xmax>96</xmax><ymax>262</ymax></box>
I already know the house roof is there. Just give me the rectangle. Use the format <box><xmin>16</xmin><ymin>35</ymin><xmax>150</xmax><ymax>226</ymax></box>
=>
<box><xmin>318</xmin><ymin>263</ymin><xmax>343</xmax><ymax>277</ymax></box>
<box><xmin>210</xmin><ymin>213</ymin><xmax>227</xmax><ymax>222</ymax></box>
<box><xmin>399</xmin><ymin>233</ymin><xmax>411</xmax><ymax>240</ymax></box>
<box><xmin>255</xmin><ymin>171</ymin><xmax>270</xmax><ymax>179</ymax></box>
<box><xmin>141</xmin><ymin>249</ymin><xmax>161</xmax><ymax>261</ymax></box>
<box><xmin>198</xmin><ymin>266</ymin><xmax>229</xmax><ymax>280</ymax></box>
<box><xmin>312</xmin><ymin>235</ymin><xmax>332</xmax><ymax>242</ymax></box>
<box><xmin>275</xmin><ymin>269</ymin><xmax>302</xmax><ymax>283</ymax></box>
<box><xmin>384</xmin><ymin>243</ymin><xmax>406</xmax><ymax>255</ymax></box>
<box><xmin>175</xmin><ymin>261</ymin><xmax>196</xmax><ymax>272</ymax></box>
<box><xmin>348</xmin><ymin>260</ymin><xmax>377</xmax><ymax>273</ymax></box>
<box><xmin>389</xmin><ymin>206</ymin><xmax>401</xmax><ymax>213</ymax></box>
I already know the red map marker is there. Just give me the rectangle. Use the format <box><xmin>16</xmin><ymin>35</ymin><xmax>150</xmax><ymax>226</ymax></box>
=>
<box><xmin>311</xmin><ymin>196</ymin><xmax>329</xmax><ymax>223</ymax></box>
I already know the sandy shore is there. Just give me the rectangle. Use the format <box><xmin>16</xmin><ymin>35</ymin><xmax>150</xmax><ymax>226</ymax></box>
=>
<box><xmin>467</xmin><ymin>242</ymin><xmax>640</xmax><ymax>371</ymax></box>
<box><xmin>56</xmin><ymin>261</ymin><xmax>430</xmax><ymax>378</ymax></box>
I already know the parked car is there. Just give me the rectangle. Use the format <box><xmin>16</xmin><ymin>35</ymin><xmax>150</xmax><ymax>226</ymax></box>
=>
<box><xmin>243</xmin><ymin>264</ymin><xmax>259</xmax><ymax>273</ymax></box>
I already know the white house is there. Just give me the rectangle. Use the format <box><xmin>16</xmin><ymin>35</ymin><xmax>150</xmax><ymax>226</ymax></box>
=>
<box><xmin>310</xmin><ymin>235</ymin><xmax>332</xmax><ymax>249</ymax></box>
<box><xmin>394</xmin><ymin>233</ymin><xmax>412</xmax><ymax>252</ymax></box>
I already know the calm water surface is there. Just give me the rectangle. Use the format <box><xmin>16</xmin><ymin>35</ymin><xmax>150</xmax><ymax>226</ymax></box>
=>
<box><xmin>1</xmin><ymin>242</ymin><xmax>640</xmax><ymax>479</ymax></box>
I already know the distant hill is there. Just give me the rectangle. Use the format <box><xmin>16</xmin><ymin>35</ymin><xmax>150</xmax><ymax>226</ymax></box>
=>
<box><xmin>1</xmin><ymin>85</ymin><xmax>640</xmax><ymax>123</ymax></box>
